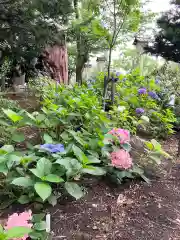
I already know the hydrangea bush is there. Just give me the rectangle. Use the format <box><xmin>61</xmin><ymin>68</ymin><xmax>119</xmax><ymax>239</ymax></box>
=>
<box><xmin>102</xmin><ymin>128</ymin><xmax>170</xmax><ymax>184</ymax></box>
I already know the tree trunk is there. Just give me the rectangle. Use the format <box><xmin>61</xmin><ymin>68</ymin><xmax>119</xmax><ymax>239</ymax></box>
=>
<box><xmin>103</xmin><ymin>47</ymin><xmax>112</xmax><ymax>110</ymax></box>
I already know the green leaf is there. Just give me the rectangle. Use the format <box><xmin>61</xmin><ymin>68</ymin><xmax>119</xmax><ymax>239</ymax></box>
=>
<box><xmin>37</xmin><ymin>158</ymin><xmax>52</xmax><ymax>177</ymax></box>
<box><xmin>43</xmin><ymin>134</ymin><xmax>53</xmax><ymax>144</ymax></box>
<box><xmin>82</xmin><ymin>166</ymin><xmax>106</xmax><ymax>176</ymax></box>
<box><xmin>0</xmin><ymin>164</ymin><xmax>8</xmax><ymax>175</ymax></box>
<box><xmin>18</xmin><ymin>195</ymin><xmax>30</xmax><ymax>204</ymax></box>
<box><xmin>149</xmin><ymin>153</ymin><xmax>161</xmax><ymax>164</ymax></box>
<box><xmin>55</xmin><ymin>158</ymin><xmax>82</xmax><ymax>177</ymax></box>
<box><xmin>29</xmin><ymin>231</ymin><xmax>43</xmax><ymax>239</ymax></box>
<box><xmin>34</xmin><ymin>221</ymin><xmax>46</xmax><ymax>231</ymax></box>
<box><xmin>12</xmin><ymin>132</ymin><xmax>25</xmax><ymax>143</ymax></box>
<box><xmin>86</xmin><ymin>155</ymin><xmax>101</xmax><ymax>164</ymax></box>
<box><xmin>3</xmin><ymin>109</ymin><xmax>23</xmax><ymax>122</ymax></box>
<box><xmin>32</xmin><ymin>214</ymin><xmax>45</xmax><ymax>223</ymax></box>
<box><xmin>151</xmin><ymin>139</ymin><xmax>161</xmax><ymax>151</ymax></box>
<box><xmin>30</xmin><ymin>168</ymin><xmax>43</xmax><ymax>178</ymax></box>
<box><xmin>0</xmin><ymin>145</ymin><xmax>14</xmax><ymax>153</ymax></box>
<box><xmin>48</xmin><ymin>194</ymin><xmax>58</xmax><ymax>206</ymax></box>
<box><xmin>65</xmin><ymin>182</ymin><xmax>84</xmax><ymax>200</ymax></box>
<box><xmin>34</xmin><ymin>182</ymin><xmax>52</xmax><ymax>201</ymax></box>
<box><xmin>121</xmin><ymin>143</ymin><xmax>131</xmax><ymax>152</ymax></box>
<box><xmin>6</xmin><ymin>227</ymin><xmax>31</xmax><ymax>238</ymax></box>
<box><xmin>43</xmin><ymin>174</ymin><xmax>64</xmax><ymax>183</ymax></box>
<box><xmin>12</xmin><ymin>177</ymin><xmax>34</xmax><ymax>187</ymax></box>
<box><xmin>72</xmin><ymin>145</ymin><xmax>89</xmax><ymax>163</ymax></box>
<box><xmin>0</xmin><ymin>225</ymin><xmax>3</xmax><ymax>232</ymax></box>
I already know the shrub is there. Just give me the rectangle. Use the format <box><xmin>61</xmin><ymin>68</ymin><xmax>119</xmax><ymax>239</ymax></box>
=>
<box><xmin>0</xmin><ymin>97</ymin><xmax>22</xmax><ymax>144</ymax></box>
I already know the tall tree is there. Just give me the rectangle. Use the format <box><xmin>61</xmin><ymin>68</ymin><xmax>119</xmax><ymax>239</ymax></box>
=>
<box><xmin>69</xmin><ymin>0</ymin><xmax>108</xmax><ymax>84</ymax></box>
<box><xmin>101</xmin><ymin>0</ymin><xmax>143</xmax><ymax>106</ymax></box>
<box><xmin>0</xmin><ymin>0</ymin><xmax>72</xmax><ymax>88</ymax></box>
<box><xmin>145</xmin><ymin>0</ymin><xmax>180</xmax><ymax>63</ymax></box>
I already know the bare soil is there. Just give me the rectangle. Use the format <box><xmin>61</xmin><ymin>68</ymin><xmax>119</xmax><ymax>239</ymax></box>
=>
<box><xmin>50</xmin><ymin>135</ymin><xmax>180</xmax><ymax>240</ymax></box>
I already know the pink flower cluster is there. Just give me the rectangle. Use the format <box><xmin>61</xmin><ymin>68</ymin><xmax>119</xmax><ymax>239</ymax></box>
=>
<box><xmin>110</xmin><ymin>149</ymin><xmax>133</xmax><ymax>170</ymax></box>
<box><xmin>108</xmin><ymin>128</ymin><xmax>130</xmax><ymax>144</ymax></box>
<box><xmin>5</xmin><ymin>210</ymin><xmax>32</xmax><ymax>240</ymax></box>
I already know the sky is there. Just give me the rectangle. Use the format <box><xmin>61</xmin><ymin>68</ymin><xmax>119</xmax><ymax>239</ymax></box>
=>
<box><xmin>147</xmin><ymin>0</ymin><xmax>170</xmax><ymax>13</ymax></box>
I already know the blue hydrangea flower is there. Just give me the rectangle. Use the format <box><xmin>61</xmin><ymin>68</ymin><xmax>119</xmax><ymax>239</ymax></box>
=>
<box><xmin>148</xmin><ymin>91</ymin><xmax>159</xmax><ymax>99</ymax></box>
<box><xmin>40</xmin><ymin>144</ymin><xmax>65</xmax><ymax>153</ymax></box>
<box><xmin>138</xmin><ymin>88</ymin><xmax>147</xmax><ymax>95</ymax></box>
<box><xmin>136</xmin><ymin>108</ymin><xmax>145</xmax><ymax>114</ymax></box>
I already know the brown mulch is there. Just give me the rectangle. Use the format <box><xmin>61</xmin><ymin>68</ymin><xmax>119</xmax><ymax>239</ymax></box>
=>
<box><xmin>50</xmin><ymin>134</ymin><xmax>180</xmax><ymax>240</ymax></box>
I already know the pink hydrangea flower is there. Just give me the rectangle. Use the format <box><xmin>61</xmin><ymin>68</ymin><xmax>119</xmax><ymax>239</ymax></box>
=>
<box><xmin>108</xmin><ymin>128</ymin><xmax>130</xmax><ymax>144</ymax></box>
<box><xmin>5</xmin><ymin>210</ymin><xmax>32</xmax><ymax>240</ymax></box>
<box><xmin>110</xmin><ymin>149</ymin><xmax>133</xmax><ymax>169</ymax></box>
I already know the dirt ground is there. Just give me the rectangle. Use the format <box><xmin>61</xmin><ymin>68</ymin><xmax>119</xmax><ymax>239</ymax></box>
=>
<box><xmin>50</xmin><ymin>135</ymin><xmax>180</xmax><ymax>240</ymax></box>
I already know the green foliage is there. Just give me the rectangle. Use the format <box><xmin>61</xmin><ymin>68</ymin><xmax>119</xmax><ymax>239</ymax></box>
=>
<box><xmin>0</xmin><ymin>0</ymin><xmax>72</xmax><ymax>68</ymax></box>
<box><xmin>0</xmin><ymin>97</ymin><xmax>22</xmax><ymax>144</ymax></box>
<box><xmin>0</xmin><ymin>225</ymin><xmax>31</xmax><ymax>240</ymax></box>
<box><xmin>0</xmin><ymin>83</ymin><xmax>110</xmax><ymax>203</ymax></box>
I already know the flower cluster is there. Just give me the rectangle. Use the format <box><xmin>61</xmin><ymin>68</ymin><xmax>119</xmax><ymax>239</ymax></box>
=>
<box><xmin>40</xmin><ymin>143</ymin><xmax>65</xmax><ymax>153</ymax></box>
<box><xmin>108</xmin><ymin>128</ymin><xmax>130</xmax><ymax>144</ymax></box>
<box><xmin>110</xmin><ymin>149</ymin><xmax>132</xmax><ymax>169</ymax></box>
<box><xmin>5</xmin><ymin>211</ymin><xmax>32</xmax><ymax>240</ymax></box>
<box><xmin>148</xmin><ymin>91</ymin><xmax>158</xmax><ymax>100</ymax></box>
<box><xmin>136</xmin><ymin>108</ymin><xmax>145</xmax><ymax>114</ymax></box>
<box><xmin>138</xmin><ymin>88</ymin><xmax>147</xmax><ymax>95</ymax></box>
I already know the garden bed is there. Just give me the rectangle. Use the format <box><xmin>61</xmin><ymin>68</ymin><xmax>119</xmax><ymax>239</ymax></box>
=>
<box><xmin>48</xmin><ymin>134</ymin><xmax>179</xmax><ymax>240</ymax></box>
<box><xmin>1</xmin><ymin>135</ymin><xmax>179</xmax><ymax>240</ymax></box>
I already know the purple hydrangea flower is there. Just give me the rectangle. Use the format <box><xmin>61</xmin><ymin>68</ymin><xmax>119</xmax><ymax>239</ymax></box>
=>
<box><xmin>155</xmin><ymin>78</ymin><xmax>160</xmax><ymax>84</ymax></box>
<box><xmin>40</xmin><ymin>144</ymin><xmax>65</xmax><ymax>153</ymax></box>
<box><xmin>138</xmin><ymin>88</ymin><xmax>147</xmax><ymax>95</ymax></box>
<box><xmin>116</xmin><ymin>72</ymin><xmax>121</xmax><ymax>77</ymax></box>
<box><xmin>148</xmin><ymin>91</ymin><xmax>159</xmax><ymax>99</ymax></box>
<box><xmin>136</xmin><ymin>108</ymin><xmax>145</xmax><ymax>114</ymax></box>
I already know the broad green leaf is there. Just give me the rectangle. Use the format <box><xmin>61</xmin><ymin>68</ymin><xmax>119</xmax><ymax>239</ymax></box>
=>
<box><xmin>30</xmin><ymin>168</ymin><xmax>43</xmax><ymax>178</ymax></box>
<box><xmin>151</xmin><ymin>139</ymin><xmax>161</xmax><ymax>151</ymax></box>
<box><xmin>121</xmin><ymin>143</ymin><xmax>131</xmax><ymax>152</ymax></box>
<box><xmin>34</xmin><ymin>221</ymin><xmax>46</xmax><ymax>231</ymax></box>
<box><xmin>0</xmin><ymin>145</ymin><xmax>14</xmax><ymax>153</ymax></box>
<box><xmin>29</xmin><ymin>231</ymin><xmax>48</xmax><ymax>239</ymax></box>
<box><xmin>86</xmin><ymin>155</ymin><xmax>101</xmax><ymax>164</ymax></box>
<box><xmin>0</xmin><ymin>225</ymin><xmax>3</xmax><ymax>232</ymax></box>
<box><xmin>43</xmin><ymin>174</ymin><xmax>64</xmax><ymax>183</ymax></box>
<box><xmin>48</xmin><ymin>195</ymin><xmax>58</xmax><ymax>206</ymax></box>
<box><xmin>34</xmin><ymin>182</ymin><xmax>52</xmax><ymax>201</ymax></box>
<box><xmin>149</xmin><ymin>153</ymin><xmax>161</xmax><ymax>164</ymax></box>
<box><xmin>65</xmin><ymin>182</ymin><xmax>84</xmax><ymax>200</ymax></box>
<box><xmin>68</xmin><ymin>130</ymin><xmax>85</xmax><ymax>146</ymax></box>
<box><xmin>37</xmin><ymin>158</ymin><xmax>52</xmax><ymax>177</ymax></box>
<box><xmin>32</xmin><ymin>214</ymin><xmax>45</xmax><ymax>223</ymax></box>
<box><xmin>12</xmin><ymin>177</ymin><xmax>34</xmax><ymax>187</ymax></box>
<box><xmin>43</xmin><ymin>134</ymin><xmax>53</xmax><ymax>144</ymax></box>
<box><xmin>12</xmin><ymin>132</ymin><xmax>25</xmax><ymax>143</ymax></box>
<box><xmin>55</xmin><ymin>158</ymin><xmax>82</xmax><ymax>177</ymax></box>
<box><xmin>29</xmin><ymin>231</ymin><xmax>43</xmax><ymax>239</ymax></box>
<box><xmin>0</xmin><ymin>163</ymin><xmax>8</xmax><ymax>175</ymax></box>
<box><xmin>18</xmin><ymin>195</ymin><xmax>30</xmax><ymax>204</ymax></box>
<box><xmin>6</xmin><ymin>226</ymin><xmax>31</xmax><ymax>238</ymax></box>
<box><xmin>145</xmin><ymin>141</ymin><xmax>154</xmax><ymax>150</ymax></box>
<box><xmin>3</xmin><ymin>109</ymin><xmax>23</xmax><ymax>122</ymax></box>
<box><xmin>72</xmin><ymin>145</ymin><xmax>89</xmax><ymax>163</ymax></box>
<box><xmin>82</xmin><ymin>166</ymin><xmax>106</xmax><ymax>176</ymax></box>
